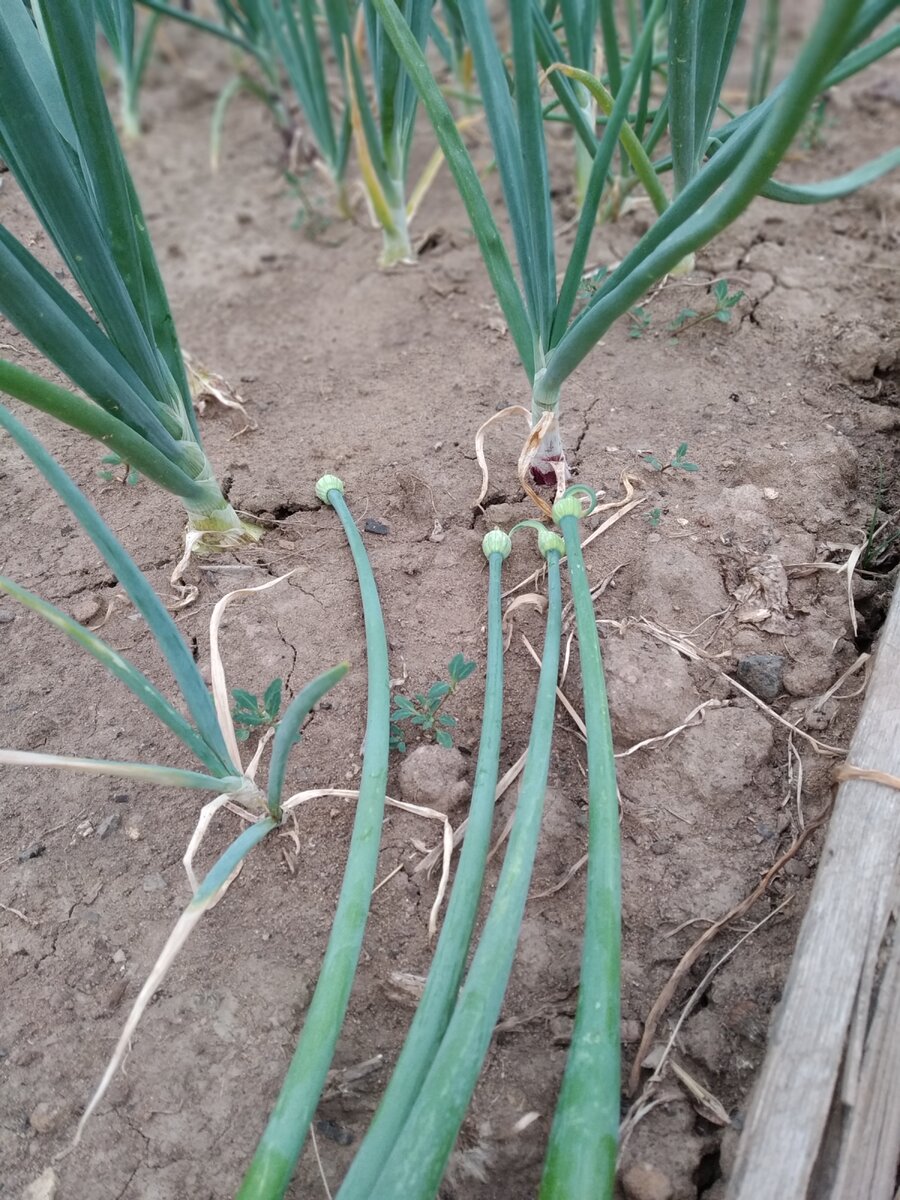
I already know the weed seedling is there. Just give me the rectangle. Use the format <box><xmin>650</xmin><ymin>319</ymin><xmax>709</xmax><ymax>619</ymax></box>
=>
<box><xmin>646</xmin><ymin>506</ymin><xmax>662</xmax><ymax>529</ymax></box>
<box><xmin>390</xmin><ymin>653</ymin><xmax>476</xmax><ymax>751</ymax></box>
<box><xmin>642</xmin><ymin>442</ymin><xmax>699</xmax><ymax>473</ymax></box>
<box><xmin>668</xmin><ymin>280</ymin><xmax>745</xmax><ymax>335</ymax></box>
<box><xmin>232</xmin><ymin>678</ymin><xmax>287</xmax><ymax>743</ymax></box>
<box><xmin>98</xmin><ymin>452</ymin><xmax>140</xmax><ymax>486</ymax></box>
<box><xmin>628</xmin><ymin>305</ymin><xmax>652</xmax><ymax>339</ymax></box>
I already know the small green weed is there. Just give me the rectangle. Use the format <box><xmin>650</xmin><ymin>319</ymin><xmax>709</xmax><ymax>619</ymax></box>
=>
<box><xmin>576</xmin><ymin>265</ymin><xmax>610</xmax><ymax>299</ymax></box>
<box><xmin>861</xmin><ymin>471</ymin><xmax>899</xmax><ymax>571</ymax></box>
<box><xmin>390</xmin><ymin>653</ymin><xmax>476</xmax><ymax>752</ymax></box>
<box><xmin>99</xmin><ymin>452</ymin><xmax>140</xmax><ymax>486</ymax></box>
<box><xmin>642</xmin><ymin>442</ymin><xmax>699</xmax><ymax>474</ymax></box>
<box><xmin>232</xmin><ymin>678</ymin><xmax>289</xmax><ymax>743</ymax></box>
<box><xmin>628</xmin><ymin>305</ymin><xmax>652</xmax><ymax>338</ymax></box>
<box><xmin>646</xmin><ymin>506</ymin><xmax>662</xmax><ymax>529</ymax></box>
<box><xmin>668</xmin><ymin>280</ymin><xmax>745</xmax><ymax>336</ymax></box>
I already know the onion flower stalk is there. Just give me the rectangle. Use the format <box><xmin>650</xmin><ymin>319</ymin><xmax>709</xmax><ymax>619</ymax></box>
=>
<box><xmin>368</xmin><ymin>0</ymin><xmax>900</xmax><ymax>484</ymax></box>
<box><xmin>236</xmin><ymin>474</ymin><xmax>390</xmax><ymax>1199</ymax></box>
<box><xmin>540</xmin><ymin>487</ymin><xmax>620</xmax><ymax>1200</ymax></box>
<box><xmin>0</xmin><ymin>2</ymin><xmax>255</xmax><ymax>544</ymax></box>
<box><xmin>336</xmin><ymin>527</ymin><xmax>510</xmax><ymax>1199</ymax></box>
<box><xmin>348</xmin><ymin>522</ymin><xmax>562</xmax><ymax>1199</ymax></box>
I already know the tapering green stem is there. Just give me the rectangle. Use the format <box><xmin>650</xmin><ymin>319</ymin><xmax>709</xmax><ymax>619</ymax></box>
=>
<box><xmin>337</xmin><ymin>533</ymin><xmax>510</xmax><ymax>1198</ymax></box>
<box><xmin>236</xmin><ymin>477</ymin><xmax>389</xmax><ymax>1200</ymax></box>
<box><xmin>365</xmin><ymin>549</ymin><xmax>563</xmax><ymax>1199</ymax></box>
<box><xmin>540</xmin><ymin>496</ymin><xmax>620</xmax><ymax>1199</ymax></box>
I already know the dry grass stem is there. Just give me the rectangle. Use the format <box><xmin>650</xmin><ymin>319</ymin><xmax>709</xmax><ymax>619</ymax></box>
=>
<box><xmin>184</xmin><ymin>351</ymin><xmax>255</xmax><ymax>436</ymax></box>
<box><xmin>628</xmin><ymin>812</ymin><xmax>830</xmax><ymax>1095</ymax></box>
<box><xmin>473</xmin><ymin>405</ymin><xmax>531</xmax><ymax>511</ymax></box>
<box><xmin>640</xmin><ymin>619</ymin><xmax>846</xmax><ymax>756</ymax></box>
<box><xmin>309</xmin><ymin>1124</ymin><xmax>334</xmax><ymax>1200</ymax></box>
<box><xmin>503</xmin><ymin>475</ymin><xmax>644</xmax><ymax>600</ymax></box>
<box><xmin>415</xmin><ymin>748</ymin><xmax>529</xmax><ymax>875</ymax></box>
<box><xmin>280</xmin><ymin>788</ymin><xmax>452</xmax><ymax>936</ymax></box>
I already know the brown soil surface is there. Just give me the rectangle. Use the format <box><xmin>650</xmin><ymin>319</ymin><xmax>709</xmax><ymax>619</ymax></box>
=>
<box><xmin>1</xmin><ymin>19</ymin><xmax>899</xmax><ymax>1200</ymax></box>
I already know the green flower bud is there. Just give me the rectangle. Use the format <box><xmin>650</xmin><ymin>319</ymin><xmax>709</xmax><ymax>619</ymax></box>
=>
<box><xmin>482</xmin><ymin>528</ymin><xmax>512</xmax><ymax>560</ymax></box>
<box><xmin>552</xmin><ymin>494</ymin><xmax>585</xmax><ymax>523</ymax></box>
<box><xmin>315</xmin><ymin>474</ymin><xmax>345</xmax><ymax>505</ymax></box>
<box><xmin>537</xmin><ymin>528</ymin><xmax>565</xmax><ymax>558</ymax></box>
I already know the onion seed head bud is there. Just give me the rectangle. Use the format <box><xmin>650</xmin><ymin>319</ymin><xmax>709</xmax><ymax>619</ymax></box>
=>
<box><xmin>537</xmin><ymin>528</ymin><xmax>565</xmax><ymax>558</ymax></box>
<box><xmin>315</xmin><ymin>474</ymin><xmax>345</xmax><ymax>505</ymax></box>
<box><xmin>482</xmin><ymin>528</ymin><xmax>512</xmax><ymax>560</ymax></box>
<box><xmin>552</xmin><ymin>495</ymin><xmax>585</xmax><ymax>523</ymax></box>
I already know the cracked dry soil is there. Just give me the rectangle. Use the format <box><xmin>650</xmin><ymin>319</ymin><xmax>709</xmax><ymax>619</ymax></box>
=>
<box><xmin>2</xmin><ymin>23</ymin><xmax>900</xmax><ymax>1200</ymax></box>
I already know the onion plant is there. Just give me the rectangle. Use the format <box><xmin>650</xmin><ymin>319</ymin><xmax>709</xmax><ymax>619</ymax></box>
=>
<box><xmin>540</xmin><ymin>487</ymin><xmax>620</xmax><ymax>1199</ymax></box>
<box><xmin>369</xmin><ymin>0</ymin><xmax>900</xmax><ymax>481</ymax></box>
<box><xmin>139</xmin><ymin>0</ymin><xmax>342</xmax><ymax>183</ymax></box>
<box><xmin>0</xmin><ymin>424</ymin><xmax>404</xmax><ymax>1169</ymax></box>
<box><xmin>349</xmin><ymin>0</ymin><xmax>435</xmax><ymax>265</ymax></box>
<box><xmin>0</xmin><ymin>2</ymin><xmax>254</xmax><ymax>542</ymax></box>
<box><xmin>236</xmin><ymin>473</ymin><xmax>390</xmax><ymax>1199</ymax></box>
<box><xmin>96</xmin><ymin>0</ymin><xmax>161</xmax><ymax>139</ymax></box>
<box><xmin>339</xmin><ymin>522</ymin><xmax>562</xmax><ymax>1198</ymax></box>
<box><xmin>336</xmin><ymin>527</ymin><xmax>510</xmax><ymax>1198</ymax></box>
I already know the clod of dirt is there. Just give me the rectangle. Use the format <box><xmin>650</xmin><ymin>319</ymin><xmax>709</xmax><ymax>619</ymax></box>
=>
<box><xmin>398</xmin><ymin>744</ymin><xmax>469</xmax><ymax>813</ymax></box>
<box><xmin>28</xmin><ymin>1102</ymin><xmax>65</xmax><ymax>1135</ymax></box>
<box><xmin>621</xmin><ymin>1162</ymin><xmax>675</xmax><ymax>1200</ymax></box>
<box><xmin>0</xmin><ymin>608</ymin><xmax>16</xmax><ymax>624</ymax></box>
<box><xmin>636</xmin><ymin>542</ymin><xmax>732</xmax><ymax>629</ymax></box>
<box><xmin>602</xmin><ymin>634</ymin><xmax>700</xmax><ymax>746</ymax></box>
<box><xmin>831</xmin><ymin>325</ymin><xmax>898</xmax><ymax>382</ymax></box>
<box><xmin>512</xmin><ymin>916</ymin><xmax>582</xmax><ymax>995</ymax></box>
<box><xmin>480</xmin><ymin>501</ymin><xmax>527</xmax><ymax>528</ymax></box>
<box><xmin>21</xmin><ymin>1169</ymin><xmax>58</xmax><ymax>1200</ymax></box>
<box><xmin>734</xmin><ymin>654</ymin><xmax>786</xmax><ymax>701</ymax></box>
<box><xmin>783</xmin><ymin>628</ymin><xmax>844</xmax><ymax>697</ymax></box>
<box><xmin>676</xmin><ymin>707</ymin><xmax>775</xmax><ymax>805</ymax></box>
<box><xmin>70</xmin><ymin>597</ymin><xmax>101</xmax><ymax>625</ymax></box>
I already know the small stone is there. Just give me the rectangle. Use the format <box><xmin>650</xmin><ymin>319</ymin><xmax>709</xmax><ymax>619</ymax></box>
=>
<box><xmin>22</xmin><ymin>1168</ymin><xmax>59</xmax><ymax>1200</ymax></box>
<box><xmin>142</xmin><ymin>872</ymin><xmax>166</xmax><ymax>892</ymax></box>
<box><xmin>29</xmin><ymin>1103</ymin><xmax>64</xmax><ymax>1135</ymax></box>
<box><xmin>0</xmin><ymin>608</ymin><xmax>16</xmax><ymax>624</ymax></box>
<box><xmin>96</xmin><ymin>813</ymin><xmax>120</xmax><ymax>839</ymax></box>
<box><xmin>101</xmin><ymin>980</ymin><xmax>127</xmax><ymax>1011</ymax></box>
<box><xmin>75</xmin><ymin>819</ymin><xmax>94</xmax><ymax>839</ymax></box>
<box><xmin>734</xmin><ymin>654</ymin><xmax>786</xmax><ymax>702</ymax></box>
<box><xmin>112</xmin><ymin>948</ymin><xmax>126</xmax><ymax>964</ymax></box>
<box><xmin>784</xmin><ymin>859</ymin><xmax>810</xmax><ymax>878</ymax></box>
<box><xmin>621</xmin><ymin>1019</ymin><xmax>642</xmax><ymax>1044</ymax></box>
<box><xmin>398</xmin><ymin>744</ymin><xmax>469</xmax><ymax>813</ymax></box>
<box><xmin>17</xmin><ymin>844</ymin><xmax>45</xmax><ymax>862</ymax></box>
<box><xmin>70</xmin><ymin>597</ymin><xmax>101</xmax><ymax>625</ymax></box>
<box><xmin>112</xmin><ymin>793</ymin><xmax>130</xmax><ymax>803</ymax></box>
<box><xmin>363</xmin><ymin>518</ymin><xmax>390</xmax><ymax>536</ymax></box>
<box><xmin>315</xmin><ymin>1119</ymin><xmax>354</xmax><ymax>1146</ymax></box>
<box><xmin>763</xmin><ymin>487</ymin><xmax>780</xmax><ymax>500</ymax></box>
<box><xmin>622</xmin><ymin>1163</ymin><xmax>674</xmax><ymax>1200</ymax></box>
<box><xmin>125</xmin><ymin>825</ymin><xmax>141</xmax><ymax>841</ymax></box>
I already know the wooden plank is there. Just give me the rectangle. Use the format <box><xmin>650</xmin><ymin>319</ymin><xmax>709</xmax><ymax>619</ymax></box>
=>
<box><xmin>728</xmin><ymin>584</ymin><xmax>900</xmax><ymax>1200</ymax></box>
